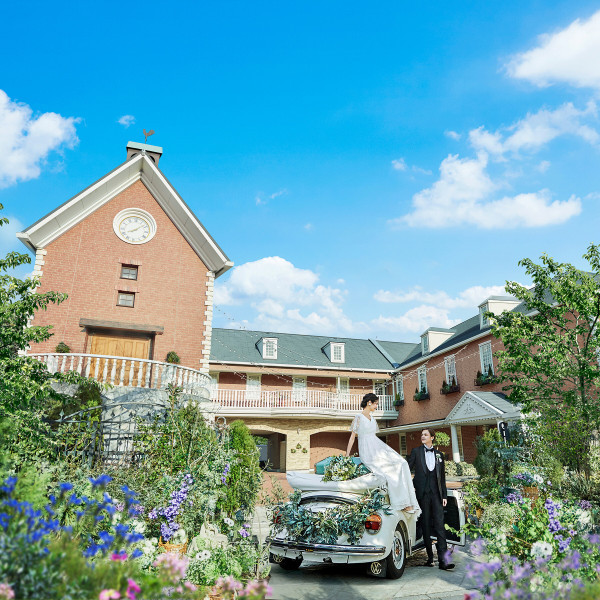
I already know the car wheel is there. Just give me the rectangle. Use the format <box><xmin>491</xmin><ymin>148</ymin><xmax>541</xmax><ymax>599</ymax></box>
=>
<box><xmin>385</xmin><ymin>525</ymin><xmax>407</xmax><ymax>579</ymax></box>
<box><xmin>270</xmin><ymin>553</ymin><xmax>303</xmax><ymax>570</ymax></box>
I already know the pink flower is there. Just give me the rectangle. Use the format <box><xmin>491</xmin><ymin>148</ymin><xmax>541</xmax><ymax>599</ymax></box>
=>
<box><xmin>126</xmin><ymin>579</ymin><xmax>141</xmax><ymax>600</ymax></box>
<box><xmin>110</xmin><ymin>552</ymin><xmax>128</xmax><ymax>561</ymax></box>
<box><xmin>0</xmin><ymin>584</ymin><xmax>15</xmax><ymax>600</ymax></box>
<box><xmin>99</xmin><ymin>590</ymin><xmax>121</xmax><ymax>600</ymax></box>
<box><xmin>153</xmin><ymin>552</ymin><xmax>188</xmax><ymax>582</ymax></box>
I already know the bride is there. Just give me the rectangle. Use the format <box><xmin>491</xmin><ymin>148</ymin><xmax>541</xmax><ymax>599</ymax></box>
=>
<box><xmin>346</xmin><ymin>393</ymin><xmax>420</xmax><ymax>514</ymax></box>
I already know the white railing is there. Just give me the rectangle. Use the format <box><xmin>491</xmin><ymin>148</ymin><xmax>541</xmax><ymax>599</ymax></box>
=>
<box><xmin>211</xmin><ymin>388</ymin><xmax>396</xmax><ymax>415</ymax></box>
<box><xmin>30</xmin><ymin>353</ymin><xmax>211</xmax><ymax>395</ymax></box>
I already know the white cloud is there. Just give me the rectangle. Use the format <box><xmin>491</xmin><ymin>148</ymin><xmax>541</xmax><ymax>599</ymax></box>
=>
<box><xmin>537</xmin><ymin>160</ymin><xmax>551</xmax><ymax>173</ymax></box>
<box><xmin>469</xmin><ymin>102</ymin><xmax>598</xmax><ymax>157</ymax></box>
<box><xmin>0</xmin><ymin>90</ymin><xmax>79</xmax><ymax>188</ymax></box>
<box><xmin>445</xmin><ymin>130</ymin><xmax>462</xmax><ymax>141</ymax></box>
<box><xmin>374</xmin><ymin>284</ymin><xmax>508</xmax><ymax>309</ymax></box>
<box><xmin>507</xmin><ymin>10</ymin><xmax>600</xmax><ymax>90</ymax></box>
<box><xmin>372</xmin><ymin>306</ymin><xmax>460</xmax><ymax>334</ymax></box>
<box><xmin>304</xmin><ymin>223</ymin><xmax>313</xmax><ymax>231</ymax></box>
<box><xmin>118</xmin><ymin>115</ymin><xmax>135</xmax><ymax>128</ymax></box>
<box><xmin>392</xmin><ymin>158</ymin><xmax>432</xmax><ymax>175</ymax></box>
<box><xmin>393</xmin><ymin>151</ymin><xmax>581</xmax><ymax>229</ymax></box>
<box><xmin>255</xmin><ymin>188</ymin><xmax>288</xmax><ymax>206</ymax></box>
<box><xmin>214</xmin><ymin>256</ymin><xmax>364</xmax><ymax>335</ymax></box>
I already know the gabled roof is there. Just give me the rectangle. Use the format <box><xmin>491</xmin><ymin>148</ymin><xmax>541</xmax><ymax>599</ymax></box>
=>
<box><xmin>445</xmin><ymin>391</ymin><xmax>521</xmax><ymax>424</ymax></box>
<box><xmin>209</xmin><ymin>328</ymin><xmax>407</xmax><ymax>372</ymax></box>
<box><xmin>17</xmin><ymin>153</ymin><xmax>233</xmax><ymax>277</ymax></box>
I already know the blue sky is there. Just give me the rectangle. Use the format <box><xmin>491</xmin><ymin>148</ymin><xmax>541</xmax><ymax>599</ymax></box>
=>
<box><xmin>2</xmin><ymin>1</ymin><xmax>600</xmax><ymax>341</ymax></box>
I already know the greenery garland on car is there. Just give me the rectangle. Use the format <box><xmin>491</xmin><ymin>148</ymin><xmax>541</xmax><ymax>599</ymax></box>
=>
<box><xmin>321</xmin><ymin>455</ymin><xmax>369</xmax><ymax>482</ymax></box>
<box><xmin>272</xmin><ymin>489</ymin><xmax>392</xmax><ymax>545</ymax></box>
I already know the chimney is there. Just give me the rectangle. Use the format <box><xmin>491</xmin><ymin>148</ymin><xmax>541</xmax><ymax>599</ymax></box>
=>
<box><xmin>126</xmin><ymin>141</ymin><xmax>163</xmax><ymax>166</ymax></box>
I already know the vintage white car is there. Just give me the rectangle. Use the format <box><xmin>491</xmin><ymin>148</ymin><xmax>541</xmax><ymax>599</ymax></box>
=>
<box><xmin>268</xmin><ymin>471</ymin><xmax>465</xmax><ymax>579</ymax></box>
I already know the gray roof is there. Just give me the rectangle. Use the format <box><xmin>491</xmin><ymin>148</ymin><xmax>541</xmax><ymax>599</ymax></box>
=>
<box><xmin>398</xmin><ymin>314</ymin><xmax>488</xmax><ymax>367</ymax></box>
<box><xmin>209</xmin><ymin>328</ymin><xmax>410</xmax><ymax>371</ymax></box>
<box><xmin>471</xmin><ymin>391</ymin><xmax>518</xmax><ymax>414</ymax></box>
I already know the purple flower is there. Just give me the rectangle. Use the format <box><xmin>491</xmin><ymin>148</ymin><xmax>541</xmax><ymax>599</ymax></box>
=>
<box><xmin>505</xmin><ymin>492</ymin><xmax>523</xmax><ymax>504</ymax></box>
<box><xmin>238</xmin><ymin>527</ymin><xmax>250</xmax><ymax>538</ymax></box>
<box><xmin>579</xmin><ymin>499</ymin><xmax>592</xmax><ymax>510</ymax></box>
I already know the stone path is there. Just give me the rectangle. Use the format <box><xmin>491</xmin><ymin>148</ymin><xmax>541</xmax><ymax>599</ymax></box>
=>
<box><xmin>249</xmin><ymin>506</ymin><xmax>476</xmax><ymax>600</ymax></box>
<box><xmin>267</xmin><ymin>547</ymin><xmax>476</xmax><ymax>600</ymax></box>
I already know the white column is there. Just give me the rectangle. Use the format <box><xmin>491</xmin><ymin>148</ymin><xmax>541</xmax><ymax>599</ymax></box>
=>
<box><xmin>450</xmin><ymin>424</ymin><xmax>461</xmax><ymax>463</ymax></box>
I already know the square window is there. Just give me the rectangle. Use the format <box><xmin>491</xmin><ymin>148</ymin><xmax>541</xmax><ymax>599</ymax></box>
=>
<box><xmin>117</xmin><ymin>292</ymin><xmax>135</xmax><ymax>307</ymax></box>
<box><xmin>121</xmin><ymin>265</ymin><xmax>138</xmax><ymax>280</ymax></box>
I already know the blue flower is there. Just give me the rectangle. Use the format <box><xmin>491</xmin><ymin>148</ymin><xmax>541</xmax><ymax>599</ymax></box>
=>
<box><xmin>0</xmin><ymin>476</ymin><xmax>17</xmax><ymax>495</ymax></box>
<box><xmin>59</xmin><ymin>482</ymin><xmax>73</xmax><ymax>494</ymax></box>
<box><xmin>89</xmin><ymin>475</ymin><xmax>112</xmax><ymax>488</ymax></box>
<box><xmin>131</xmin><ymin>548</ymin><xmax>143</xmax><ymax>559</ymax></box>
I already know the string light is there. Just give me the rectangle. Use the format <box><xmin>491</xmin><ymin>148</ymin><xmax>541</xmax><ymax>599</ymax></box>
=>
<box><xmin>211</xmin><ymin>305</ymin><xmax>505</xmax><ymax>393</ymax></box>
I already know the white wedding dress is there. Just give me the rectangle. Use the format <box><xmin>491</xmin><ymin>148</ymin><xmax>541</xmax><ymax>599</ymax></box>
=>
<box><xmin>351</xmin><ymin>413</ymin><xmax>421</xmax><ymax>514</ymax></box>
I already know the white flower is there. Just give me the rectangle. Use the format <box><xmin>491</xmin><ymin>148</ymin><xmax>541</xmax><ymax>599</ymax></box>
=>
<box><xmin>171</xmin><ymin>528</ymin><xmax>188</xmax><ymax>544</ymax></box>
<box><xmin>198</xmin><ymin>549</ymin><xmax>211</xmax><ymax>561</ymax></box>
<box><xmin>533</xmin><ymin>474</ymin><xmax>543</xmax><ymax>484</ymax></box>
<box><xmin>531</xmin><ymin>541</ymin><xmax>553</xmax><ymax>559</ymax></box>
<box><xmin>131</xmin><ymin>519</ymin><xmax>146</xmax><ymax>534</ymax></box>
<box><xmin>223</xmin><ymin>517</ymin><xmax>235</xmax><ymax>527</ymax></box>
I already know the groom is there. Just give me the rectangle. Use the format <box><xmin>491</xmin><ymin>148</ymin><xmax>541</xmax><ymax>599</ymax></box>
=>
<box><xmin>407</xmin><ymin>428</ymin><xmax>455</xmax><ymax>570</ymax></box>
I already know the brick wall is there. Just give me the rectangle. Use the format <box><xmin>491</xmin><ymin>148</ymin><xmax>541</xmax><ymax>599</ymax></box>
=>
<box><xmin>392</xmin><ymin>333</ymin><xmax>505</xmax><ymax>426</ymax></box>
<box><xmin>30</xmin><ymin>180</ymin><xmax>210</xmax><ymax>369</ymax></box>
<box><xmin>309</xmin><ymin>432</ymin><xmax>353</xmax><ymax>468</ymax></box>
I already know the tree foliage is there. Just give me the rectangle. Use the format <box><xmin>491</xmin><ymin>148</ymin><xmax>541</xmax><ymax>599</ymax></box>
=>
<box><xmin>491</xmin><ymin>244</ymin><xmax>600</xmax><ymax>472</ymax></box>
<box><xmin>0</xmin><ymin>205</ymin><xmax>92</xmax><ymax>462</ymax></box>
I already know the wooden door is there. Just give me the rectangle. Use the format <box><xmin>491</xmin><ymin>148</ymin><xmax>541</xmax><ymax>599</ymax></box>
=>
<box><xmin>89</xmin><ymin>334</ymin><xmax>151</xmax><ymax>386</ymax></box>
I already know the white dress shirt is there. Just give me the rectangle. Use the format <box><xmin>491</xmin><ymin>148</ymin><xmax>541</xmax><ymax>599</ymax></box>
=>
<box><xmin>424</xmin><ymin>444</ymin><xmax>435</xmax><ymax>471</ymax></box>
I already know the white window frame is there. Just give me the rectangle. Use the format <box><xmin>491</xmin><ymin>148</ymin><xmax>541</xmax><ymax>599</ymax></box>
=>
<box><xmin>262</xmin><ymin>338</ymin><xmax>278</xmax><ymax>359</ymax></box>
<box><xmin>421</xmin><ymin>334</ymin><xmax>429</xmax><ymax>354</ymax></box>
<box><xmin>396</xmin><ymin>375</ymin><xmax>404</xmax><ymax>401</ymax></box>
<box><xmin>337</xmin><ymin>377</ymin><xmax>349</xmax><ymax>395</ymax></box>
<box><xmin>330</xmin><ymin>343</ymin><xmax>345</xmax><ymax>363</ymax></box>
<box><xmin>417</xmin><ymin>366</ymin><xmax>428</xmax><ymax>393</ymax></box>
<box><xmin>480</xmin><ymin>302</ymin><xmax>489</xmax><ymax>328</ymax></box>
<box><xmin>373</xmin><ymin>380</ymin><xmax>386</xmax><ymax>396</ymax></box>
<box><xmin>479</xmin><ymin>341</ymin><xmax>494</xmax><ymax>375</ymax></box>
<box><xmin>246</xmin><ymin>373</ymin><xmax>261</xmax><ymax>400</ymax></box>
<box><xmin>399</xmin><ymin>433</ymin><xmax>407</xmax><ymax>456</ymax></box>
<box><xmin>208</xmin><ymin>372</ymin><xmax>219</xmax><ymax>399</ymax></box>
<box><xmin>444</xmin><ymin>355</ymin><xmax>457</xmax><ymax>386</ymax></box>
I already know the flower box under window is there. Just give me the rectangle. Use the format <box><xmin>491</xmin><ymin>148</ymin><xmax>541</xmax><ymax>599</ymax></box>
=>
<box><xmin>413</xmin><ymin>391</ymin><xmax>430</xmax><ymax>401</ymax></box>
<box><xmin>474</xmin><ymin>374</ymin><xmax>499</xmax><ymax>386</ymax></box>
<box><xmin>394</xmin><ymin>399</ymin><xmax>405</xmax><ymax>407</ymax></box>
<box><xmin>440</xmin><ymin>384</ymin><xmax>460</xmax><ymax>395</ymax></box>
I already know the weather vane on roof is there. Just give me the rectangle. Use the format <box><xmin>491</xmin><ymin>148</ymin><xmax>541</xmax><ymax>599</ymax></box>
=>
<box><xmin>143</xmin><ymin>129</ymin><xmax>155</xmax><ymax>144</ymax></box>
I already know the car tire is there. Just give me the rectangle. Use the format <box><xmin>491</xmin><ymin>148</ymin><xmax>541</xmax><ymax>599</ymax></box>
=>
<box><xmin>270</xmin><ymin>553</ymin><xmax>303</xmax><ymax>570</ymax></box>
<box><xmin>385</xmin><ymin>524</ymin><xmax>407</xmax><ymax>579</ymax></box>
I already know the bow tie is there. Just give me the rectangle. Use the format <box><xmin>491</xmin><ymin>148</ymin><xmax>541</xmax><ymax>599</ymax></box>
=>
<box><xmin>425</xmin><ymin>447</ymin><xmax>435</xmax><ymax>453</ymax></box>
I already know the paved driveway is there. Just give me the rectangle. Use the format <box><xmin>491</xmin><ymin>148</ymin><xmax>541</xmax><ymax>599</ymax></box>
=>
<box><xmin>268</xmin><ymin>547</ymin><xmax>476</xmax><ymax>600</ymax></box>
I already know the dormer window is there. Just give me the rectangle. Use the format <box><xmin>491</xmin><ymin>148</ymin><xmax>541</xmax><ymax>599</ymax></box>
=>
<box><xmin>421</xmin><ymin>334</ymin><xmax>429</xmax><ymax>354</ymax></box>
<box><xmin>331</xmin><ymin>343</ymin><xmax>345</xmax><ymax>363</ymax></box>
<box><xmin>322</xmin><ymin>341</ymin><xmax>345</xmax><ymax>363</ymax></box>
<box><xmin>480</xmin><ymin>302</ymin><xmax>490</xmax><ymax>328</ymax></box>
<box><xmin>262</xmin><ymin>338</ymin><xmax>278</xmax><ymax>359</ymax></box>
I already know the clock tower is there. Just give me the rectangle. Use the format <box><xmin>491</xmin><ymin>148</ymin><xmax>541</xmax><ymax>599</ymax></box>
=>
<box><xmin>17</xmin><ymin>142</ymin><xmax>232</xmax><ymax>373</ymax></box>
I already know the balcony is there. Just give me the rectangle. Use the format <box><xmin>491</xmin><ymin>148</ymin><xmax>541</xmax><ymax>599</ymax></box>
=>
<box><xmin>210</xmin><ymin>388</ymin><xmax>397</xmax><ymax>419</ymax></box>
<box><xmin>30</xmin><ymin>352</ymin><xmax>210</xmax><ymax>396</ymax></box>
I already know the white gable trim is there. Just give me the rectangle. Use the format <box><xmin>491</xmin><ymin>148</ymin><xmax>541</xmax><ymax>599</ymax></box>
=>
<box><xmin>445</xmin><ymin>391</ymin><xmax>519</xmax><ymax>425</ymax></box>
<box><xmin>17</xmin><ymin>154</ymin><xmax>233</xmax><ymax>277</ymax></box>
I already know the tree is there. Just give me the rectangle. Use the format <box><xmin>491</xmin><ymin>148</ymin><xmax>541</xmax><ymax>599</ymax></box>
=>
<box><xmin>0</xmin><ymin>205</ymin><xmax>87</xmax><ymax>462</ymax></box>
<box><xmin>491</xmin><ymin>244</ymin><xmax>600</xmax><ymax>473</ymax></box>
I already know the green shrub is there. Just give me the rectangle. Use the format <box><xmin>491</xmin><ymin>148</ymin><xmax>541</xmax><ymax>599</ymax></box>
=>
<box><xmin>445</xmin><ymin>461</ymin><xmax>458</xmax><ymax>477</ymax></box>
<box><xmin>479</xmin><ymin>501</ymin><xmax>519</xmax><ymax>532</ymax></box>
<box><xmin>435</xmin><ymin>431</ymin><xmax>450</xmax><ymax>448</ymax></box>
<box><xmin>165</xmin><ymin>351</ymin><xmax>181</xmax><ymax>364</ymax></box>
<box><xmin>457</xmin><ymin>462</ymin><xmax>478</xmax><ymax>477</ymax></box>
<box><xmin>55</xmin><ymin>341</ymin><xmax>70</xmax><ymax>353</ymax></box>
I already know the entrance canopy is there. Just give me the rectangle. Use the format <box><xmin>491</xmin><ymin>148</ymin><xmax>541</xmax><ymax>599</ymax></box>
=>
<box><xmin>445</xmin><ymin>391</ymin><xmax>521</xmax><ymax>426</ymax></box>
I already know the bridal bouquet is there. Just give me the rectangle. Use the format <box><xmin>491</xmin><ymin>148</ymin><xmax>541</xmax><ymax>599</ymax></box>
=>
<box><xmin>322</xmin><ymin>455</ymin><xmax>368</xmax><ymax>482</ymax></box>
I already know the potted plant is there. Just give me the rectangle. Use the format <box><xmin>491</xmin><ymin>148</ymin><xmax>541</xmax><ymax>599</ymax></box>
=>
<box><xmin>393</xmin><ymin>393</ymin><xmax>404</xmax><ymax>407</ymax></box>
<box><xmin>413</xmin><ymin>387</ymin><xmax>430</xmax><ymax>401</ymax></box>
<box><xmin>55</xmin><ymin>341</ymin><xmax>70</xmax><ymax>353</ymax></box>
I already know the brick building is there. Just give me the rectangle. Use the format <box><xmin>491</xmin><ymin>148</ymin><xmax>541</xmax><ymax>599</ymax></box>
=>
<box><xmin>17</xmin><ymin>142</ymin><xmax>522</xmax><ymax>470</ymax></box>
<box><xmin>18</xmin><ymin>142</ymin><xmax>232</xmax><ymax>378</ymax></box>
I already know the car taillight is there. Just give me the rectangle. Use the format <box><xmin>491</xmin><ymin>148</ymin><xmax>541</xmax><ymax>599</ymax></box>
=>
<box><xmin>364</xmin><ymin>513</ymin><xmax>382</xmax><ymax>533</ymax></box>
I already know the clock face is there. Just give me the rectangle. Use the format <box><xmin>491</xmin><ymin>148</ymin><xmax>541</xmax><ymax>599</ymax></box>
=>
<box><xmin>119</xmin><ymin>216</ymin><xmax>150</xmax><ymax>243</ymax></box>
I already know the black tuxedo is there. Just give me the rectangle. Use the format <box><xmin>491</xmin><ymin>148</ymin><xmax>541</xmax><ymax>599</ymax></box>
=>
<box><xmin>408</xmin><ymin>445</ymin><xmax>449</xmax><ymax>565</ymax></box>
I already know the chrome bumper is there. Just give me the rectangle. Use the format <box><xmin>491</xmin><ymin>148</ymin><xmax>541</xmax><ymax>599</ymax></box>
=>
<box><xmin>268</xmin><ymin>537</ymin><xmax>386</xmax><ymax>555</ymax></box>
